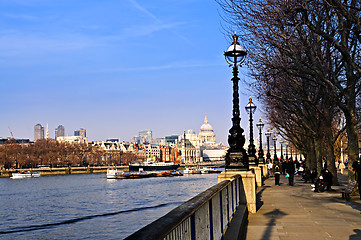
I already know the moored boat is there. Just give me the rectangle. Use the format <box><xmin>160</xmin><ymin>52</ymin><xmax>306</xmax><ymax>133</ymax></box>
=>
<box><xmin>129</xmin><ymin>158</ymin><xmax>180</xmax><ymax>172</ymax></box>
<box><xmin>200</xmin><ymin>167</ymin><xmax>222</xmax><ymax>174</ymax></box>
<box><xmin>183</xmin><ymin>167</ymin><xmax>202</xmax><ymax>174</ymax></box>
<box><xmin>10</xmin><ymin>171</ymin><xmax>41</xmax><ymax>179</ymax></box>
<box><xmin>106</xmin><ymin>169</ymin><xmax>182</xmax><ymax>179</ymax></box>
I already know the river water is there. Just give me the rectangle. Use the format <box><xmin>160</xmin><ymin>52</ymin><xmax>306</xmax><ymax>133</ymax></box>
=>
<box><xmin>0</xmin><ymin>172</ymin><xmax>219</xmax><ymax>239</ymax></box>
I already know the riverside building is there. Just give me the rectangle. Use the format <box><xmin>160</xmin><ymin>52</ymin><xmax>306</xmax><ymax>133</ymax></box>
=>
<box><xmin>178</xmin><ymin>115</ymin><xmax>227</xmax><ymax>163</ymax></box>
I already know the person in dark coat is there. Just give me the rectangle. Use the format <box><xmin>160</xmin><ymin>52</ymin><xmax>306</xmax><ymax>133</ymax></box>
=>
<box><xmin>322</xmin><ymin>169</ymin><xmax>333</xmax><ymax>191</ymax></box>
<box><xmin>310</xmin><ymin>169</ymin><xmax>318</xmax><ymax>183</ymax></box>
<box><xmin>286</xmin><ymin>159</ymin><xmax>295</xmax><ymax>186</ymax></box>
<box><xmin>352</xmin><ymin>159</ymin><xmax>361</xmax><ymax>199</ymax></box>
<box><xmin>281</xmin><ymin>160</ymin><xmax>287</xmax><ymax>175</ymax></box>
<box><xmin>273</xmin><ymin>161</ymin><xmax>281</xmax><ymax>185</ymax></box>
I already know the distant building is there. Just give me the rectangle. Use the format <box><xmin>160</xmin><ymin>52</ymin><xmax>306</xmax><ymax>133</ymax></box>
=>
<box><xmin>144</xmin><ymin>144</ymin><xmax>161</xmax><ymax>160</ymax></box>
<box><xmin>55</xmin><ymin>125</ymin><xmax>65</xmax><ymax>138</ymax></box>
<box><xmin>151</xmin><ymin>138</ymin><xmax>165</xmax><ymax>145</ymax></box>
<box><xmin>130</xmin><ymin>130</ymin><xmax>152</xmax><ymax>144</ymax></box>
<box><xmin>202</xmin><ymin>149</ymin><xmax>227</xmax><ymax>161</ymax></box>
<box><xmin>34</xmin><ymin>124</ymin><xmax>44</xmax><ymax>141</ymax></box>
<box><xmin>45</xmin><ymin>123</ymin><xmax>50</xmax><ymax>139</ymax></box>
<box><xmin>0</xmin><ymin>138</ymin><xmax>30</xmax><ymax>144</ymax></box>
<box><xmin>92</xmin><ymin>140</ymin><xmax>121</xmax><ymax>151</ymax></box>
<box><xmin>74</xmin><ymin>128</ymin><xmax>86</xmax><ymax>138</ymax></box>
<box><xmin>57</xmin><ymin>136</ymin><xmax>88</xmax><ymax>144</ymax></box>
<box><xmin>130</xmin><ymin>136</ymin><xmax>144</xmax><ymax>144</ymax></box>
<box><xmin>139</xmin><ymin>130</ymin><xmax>152</xmax><ymax>138</ymax></box>
<box><xmin>198</xmin><ymin>115</ymin><xmax>216</xmax><ymax>145</ymax></box>
<box><xmin>176</xmin><ymin>115</ymin><xmax>226</xmax><ymax>163</ymax></box>
<box><xmin>165</xmin><ymin>135</ymin><xmax>179</xmax><ymax>145</ymax></box>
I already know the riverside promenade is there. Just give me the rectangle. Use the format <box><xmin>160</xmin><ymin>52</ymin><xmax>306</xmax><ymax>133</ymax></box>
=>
<box><xmin>246</xmin><ymin>170</ymin><xmax>361</xmax><ymax>240</ymax></box>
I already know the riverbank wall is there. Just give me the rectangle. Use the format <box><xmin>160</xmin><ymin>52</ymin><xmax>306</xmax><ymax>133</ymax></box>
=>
<box><xmin>0</xmin><ymin>166</ymin><xmax>128</xmax><ymax>178</ymax></box>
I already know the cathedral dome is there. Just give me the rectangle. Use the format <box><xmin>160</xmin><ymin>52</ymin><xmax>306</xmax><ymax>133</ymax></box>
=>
<box><xmin>199</xmin><ymin>115</ymin><xmax>216</xmax><ymax>145</ymax></box>
<box><xmin>200</xmin><ymin>115</ymin><xmax>214</xmax><ymax>132</ymax></box>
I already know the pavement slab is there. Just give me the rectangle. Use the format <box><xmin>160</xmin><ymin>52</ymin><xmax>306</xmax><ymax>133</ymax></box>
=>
<box><xmin>246</xmin><ymin>171</ymin><xmax>361</xmax><ymax>240</ymax></box>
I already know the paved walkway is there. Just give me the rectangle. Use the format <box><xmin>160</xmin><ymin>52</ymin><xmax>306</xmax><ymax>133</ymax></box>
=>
<box><xmin>246</xmin><ymin>171</ymin><xmax>361</xmax><ymax>240</ymax></box>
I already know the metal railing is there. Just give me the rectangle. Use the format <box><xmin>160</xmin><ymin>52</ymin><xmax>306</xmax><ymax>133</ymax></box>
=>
<box><xmin>125</xmin><ymin>175</ymin><xmax>247</xmax><ymax>240</ymax></box>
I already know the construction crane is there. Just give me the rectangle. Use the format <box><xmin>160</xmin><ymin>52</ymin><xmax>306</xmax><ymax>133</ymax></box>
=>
<box><xmin>8</xmin><ymin>126</ymin><xmax>14</xmax><ymax>138</ymax></box>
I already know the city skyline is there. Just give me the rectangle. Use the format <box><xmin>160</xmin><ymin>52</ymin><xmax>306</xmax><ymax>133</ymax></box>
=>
<box><xmin>0</xmin><ymin>0</ymin><xmax>265</xmax><ymax>144</ymax></box>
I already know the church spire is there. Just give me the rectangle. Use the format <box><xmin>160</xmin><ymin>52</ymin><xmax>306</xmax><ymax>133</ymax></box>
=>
<box><xmin>204</xmin><ymin>114</ymin><xmax>208</xmax><ymax>124</ymax></box>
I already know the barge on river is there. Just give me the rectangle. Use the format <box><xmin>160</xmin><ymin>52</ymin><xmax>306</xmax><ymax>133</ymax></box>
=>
<box><xmin>106</xmin><ymin>169</ymin><xmax>182</xmax><ymax>179</ymax></box>
<box><xmin>129</xmin><ymin>159</ymin><xmax>180</xmax><ymax>172</ymax></box>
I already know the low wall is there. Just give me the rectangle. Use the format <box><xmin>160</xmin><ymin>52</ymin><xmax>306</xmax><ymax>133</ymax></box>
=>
<box><xmin>125</xmin><ymin>175</ymin><xmax>248</xmax><ymax>240</ymax></box>
<box><xmin>0</xmin><ymin>166</ymin><xmax>128</xmax><ymax>177</ymax></box>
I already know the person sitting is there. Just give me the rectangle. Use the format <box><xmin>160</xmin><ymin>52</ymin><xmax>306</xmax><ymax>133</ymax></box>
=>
<box><xmin>313</xmin><ymin>175</ymin><xmax>326</xmax><ymax>192</ymax></box>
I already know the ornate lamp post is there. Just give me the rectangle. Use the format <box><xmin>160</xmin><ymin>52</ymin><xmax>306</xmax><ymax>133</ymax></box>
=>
<box><xmin>280</xmin><ymin>138</ymin><xmax>284</xmax><ymax>160</ymax></box>
<box><xmin>256</xmin><ymin>118</ymin><xmax>265</xmax><ymax>164</ymax></box>
<box><xmin>285</xmin><ymin>141</ymin><xmax>289</xmax><ymax>160</ymax></box>
<box><xmin>265</xmin><ymin>129</ymin><xmax>271</xmax><ymax>162</ymax></box>
<box><xmin>273</xmin><ymin>136</ymin><xmax>278</xmax><ymax>162</ymax></box>
<box><xmin>224</xmin><ymin>32</ymin><xmax>248</xmax><ymax>170</ymax></box>
<box><xmin>245</xmin><ymin>97</ymin><xmax>257</xmax><ymax>165</ymax></box>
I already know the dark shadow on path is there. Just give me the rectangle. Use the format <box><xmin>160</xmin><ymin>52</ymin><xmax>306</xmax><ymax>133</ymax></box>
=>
<box><xmin>256</xmin><ymin>186</ymin><xmax>270</xmax><ymax>211</ymax></box>
<box><xmin>261</xmin><ymin>209</ymin><xmax>287</xmax><ymax>240</ymax></box>
<box><xmin>349</xmin><ymin>229</ymin><xmax>361</xmax><ymax>240</ymax></box>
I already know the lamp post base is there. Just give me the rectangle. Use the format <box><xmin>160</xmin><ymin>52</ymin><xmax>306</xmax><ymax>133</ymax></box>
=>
<box><xmin>258</xmin><ymin>157</ymin><xmax>265</xmax><ymax>165</ymax></box>
<box><xmin>248</xmin><ymin>156</ymin><xmax>258</xmax><ymax>167</ymax></box>
<box><xmin>218</xmin><ymin>169</ymin><xmax>256</xmax><ymax>213</ymax></box>
<box><xmin>225</xmin><ymin>151</ymin><xmax>249</xmax><ymax>170</ymax></box>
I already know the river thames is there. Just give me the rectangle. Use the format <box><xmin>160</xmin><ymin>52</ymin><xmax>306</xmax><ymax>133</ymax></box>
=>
<box><xmin>0</xmin><ymin>172</ymin><xmax>219</xmax><ymax>239</ymax></box>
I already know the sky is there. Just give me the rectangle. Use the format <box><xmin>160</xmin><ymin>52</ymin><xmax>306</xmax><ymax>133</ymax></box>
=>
<box><xmin>0</xmin><ymin>0</ymin><xmax>266</xmax><ymax>144</ymax></box>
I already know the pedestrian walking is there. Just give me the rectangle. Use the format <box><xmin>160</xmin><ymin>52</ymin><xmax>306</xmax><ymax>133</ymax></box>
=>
<box><xmin>281</xmin><ymin>160</ymin><xmax>287</xmax><ymax>175</ymax></box>
<box><xmin>273</xmin><ymin>161</ymin><xmax>281</xmax><ymax>185</ymax></box>
<box><xmin>267</xmin><ymin>161</ymin><xmax>273</xmax><ymax>177</ymax></box>
<box><xmin>286</xmin><ymin>158</ymin><xmax>295</xmax><ymax>186</ymax></box>
<box><xmin>322</xmin><ymin>157</ymin><xmax>327</xmax><ymax>170</ymax></box>
<box><xmin>352</xmin><ymin>158</ymin><xmax>361</xmax><ymax>200</ymax></box>
<box><xmin>339</xmin><ymin>161</ymin><xmax>345</xmax><ymax>175</ymax></box>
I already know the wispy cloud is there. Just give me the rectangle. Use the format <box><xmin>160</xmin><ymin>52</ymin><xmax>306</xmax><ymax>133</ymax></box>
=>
<box><xmin>97</xmin><ymin>61</ymin><xmax>222</xmax><ymax>73</ymax></box>
<box><xmin>122</xmin><ymin>21</ymin><xmax>185</xmax><ymax>38</ymax></box>
<box><xmin>128</xmin><ymin>0</ymin><xmax>192</xmax><ymax>44</ymax></box>
<box><xmin>128</xmin><ymin>0</ymin><xmax>163</xmax><ymax>24</ymax></box>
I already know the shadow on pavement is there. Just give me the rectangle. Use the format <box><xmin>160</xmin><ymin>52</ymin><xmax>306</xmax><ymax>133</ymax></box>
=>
<box><xmin>256</xmin><ymin>186</ymin><xmax>270</xmax><ymax>211</ymax></box>
<box><xmin>261</xmin><ymin>209</ymin><xmax>288</xmax><ymax>240</ymax></box>
<box><xmin>349</xmin><ymin>229</ymin><xmax>361</xmax><ymax>240</ymax></box>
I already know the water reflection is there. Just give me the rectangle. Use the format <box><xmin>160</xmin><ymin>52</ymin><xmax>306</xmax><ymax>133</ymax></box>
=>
<box><xmin>0</xmin><ymin>173</ymin><xmax>218</xmax><ymax>239</ymax></box>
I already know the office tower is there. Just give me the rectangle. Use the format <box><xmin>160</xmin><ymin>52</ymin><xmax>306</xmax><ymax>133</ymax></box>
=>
<box><xmin>55</xmin><ymin>125</ymin><xmax>65</xmax><ymax>139</ymax></box>
<box><xmin>46</xmin><ymin>123</ymin><xmax>49</xmax><ymax>139</ymax></box>
<box><xmin>139</xmin><ymin>130</ymin><xmax>152</xmax><ymax>138</ymax></box>
<box><xmin>34</xmin><ymin>124</ymin><xmax>44</xmax><ymax>141</ymax></box>
<box><xmin>74</xmin><ymin>128</ymin><xmax>86</xmax><ymax>138</ymax></box>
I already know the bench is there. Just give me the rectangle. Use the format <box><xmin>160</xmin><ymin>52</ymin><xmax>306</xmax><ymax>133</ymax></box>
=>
<box><xmin>341</xmin><ymin>182</ymin><xmax>357</xmax><ymax>201</ymax></box>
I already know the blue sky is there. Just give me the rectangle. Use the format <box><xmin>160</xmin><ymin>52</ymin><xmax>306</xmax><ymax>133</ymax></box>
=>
<box><xmin>0</xmin><ymin>0</ymin><xmax>265</xmax><ymax>144</ymax></box>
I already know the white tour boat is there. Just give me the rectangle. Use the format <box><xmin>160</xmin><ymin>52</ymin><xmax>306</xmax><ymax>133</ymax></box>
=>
<box><xmin>183</xmin><ymin>167</ymin><xmax>202</xmax><ymax>174</ymax></box>
<box><xmin>10</xmin><ymin>171</ymin><xmax>41</xmax><ymax>179</ymax></box>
